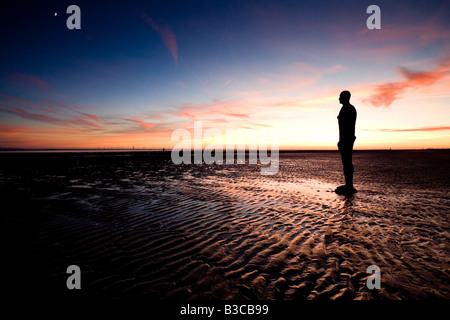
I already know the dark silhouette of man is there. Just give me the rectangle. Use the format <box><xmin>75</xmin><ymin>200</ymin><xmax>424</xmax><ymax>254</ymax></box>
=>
<box><xmin>336</xmin><ymin>90</ymin><xmax>357</xmax><ymax>195</ymax></box>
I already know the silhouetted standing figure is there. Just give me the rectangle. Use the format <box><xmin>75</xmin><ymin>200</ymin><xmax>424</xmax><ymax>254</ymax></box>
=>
<box><xmin>336</xmin><ymin>90</ymin><xmax>357</xmax><ymax>195</ymax></box>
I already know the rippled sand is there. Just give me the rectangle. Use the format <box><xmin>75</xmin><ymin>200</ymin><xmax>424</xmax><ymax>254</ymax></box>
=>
<box><xmin>1</xmin><ymin>150</ymin><xmax>449</xmax><ymax>300</ymax></box>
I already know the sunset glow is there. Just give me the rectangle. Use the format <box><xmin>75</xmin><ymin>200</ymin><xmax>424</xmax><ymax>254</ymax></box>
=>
<box><xmin>1</xmin><ymin>0</ymin><xmax>449</xmax><ymax>150</ymax></box>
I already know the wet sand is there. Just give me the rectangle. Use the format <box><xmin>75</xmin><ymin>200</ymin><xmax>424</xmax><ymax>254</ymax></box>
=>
<box><xmin>1</xmin><ymin>150</ymin><xmax>449</xmax><ymax>300</ymax></box>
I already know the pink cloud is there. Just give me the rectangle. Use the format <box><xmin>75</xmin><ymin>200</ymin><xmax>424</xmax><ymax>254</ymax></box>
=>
<box><xmin>0</xmin><ymin>104</ymin><xmax>106</xmax><ymax>130</ymax></box>
<box><xmin>45</xmin><ymin>100</ymin><xmax>90</xmax><ymax>112</ymax></box>
<box><xmin>357</xmin><ymin>21</ymin><xmax>450</xmax><ymax>46</ymax></box>
<box><xmin>0</xmin><ymin>105</ymin><xmax>67</xmax><ymax>125</ymax></box>
<box><xmin>223</xmin><ymin>112</ymin><xmax>250</xmax><ymax>118</ymax></box>
<box><xmin>78</xmin><ymin>111</ymin><xmax>99</xmax><ymax>122</ymax></box>
<box><xmin>249</xmin><ymin>62</ymin><xmax>345</xmax><ymax>93</ymax></box>
<box><xmin>76</xmin><ymin>111</ymin><xmax>115</xmax><ymax>125</ymax></box>
<box><xmin>0</xmin><ymin>93</ymin><xmax>56</xmax><ymax>114</ymax></box>
<box><xmin>175</xmin><ymin>99</ymin><xmax>259</xmax><ymax>123</ymax></box>
<box><xmin>0</xmin><ymin>94</ymin><xmax>116</xmax><ymax>129</ymax></box>
<box><xmin>71</xmin><ymin>116</ymin><xmax>104</xmax><ymax>130</ymax></box>
<box><xmin>125</xmin><ymin>118</ymin><xmax>160</xmax><ymax>130</ymax></box>
<box><xmin>173</xmin><ymin>94</ymin><xmax>335</xmax><ymax>127</ymax></box>
<box><xmin>342</xmin><ymin>21</ymin><xmax>450</xmax><ymax>61</ymax></box>
<box><xmin>140</xmin><ymin>12</ymin><xmax>178</xmax><ymax>68</ymax></box>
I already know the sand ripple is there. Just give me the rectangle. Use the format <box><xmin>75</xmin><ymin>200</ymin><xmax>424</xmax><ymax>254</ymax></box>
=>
<box><xmin>1</xmin><ymin>151</ymin><xmax>449</xmax><ymax>300</ymax></box>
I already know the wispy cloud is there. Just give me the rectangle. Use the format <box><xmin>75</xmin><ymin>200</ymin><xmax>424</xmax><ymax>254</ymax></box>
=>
<box><xmin>0</xmin><ymin>95</ymin><xmax>110</xmax><ymax>130</ymax></box>
<box><xmin>0</xmin><ymin>105</ymin><xmax>68</xmax><ymax>125</ymax></box>
<box><xmin>125</xmin><ymin>118</ymin><xmax>160</xmax><ymax>130</ymax></box>
<box><xmin>76</xmin><ymin>111</ymin><xmax>115</xmax><ymax>125</ymax></box>
<box><xmin>0</xmin><ymin>93</ymin><xmax>56</xmax><ymax>114</ymax></box>
<box><xmin>71</xmin><ymin>115</ymin><xmax>104</xmax><ymax>130</ymax></box>
<box><xmin>372</xmin><ymin>126</ymin><xmax>450</xmax><ymax>132</ymax></box>
<box><xmin>8</xmin><ymin>73</ymin><xmax>50</xmax><ymax>90</ymax></box>
<box><xmin>176</xmin><ymin>99</ymin><xmax>256</xmax><ymax>122</ymax></box>
<box><xmin>256</xmin><ymin>62</ymin><xmax>344</xmax><ymax>93</ymax></box>
<box><xmin>77</xmin><ymin>111</ymin><xmax>102</xmax><ymax>122</ymax></box>
<box><xmin>44</xmin><ymin>100</ymin><xmax>92</xmax><ymax>112</ymax></box>
<box><xmin>223</xmin><ymin>112</ymin><xmax>250</xmax><ymax>118</ymax></box>
<box><xmin>0</xmin><ymin>124</ymin><xmax>31</xmax><ymax>135</ymax></box>
<box><xmin>168</xmin><ymin>93</ymin><xmax>335</xmax><ymax>134</ymax></box>
<box><xmin>140</xmin><ymin>12</ymin><xmax>178</xmax><ymax>68</ymax></box>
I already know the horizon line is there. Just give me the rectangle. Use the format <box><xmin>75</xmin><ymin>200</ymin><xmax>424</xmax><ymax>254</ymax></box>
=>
<box><xmin>1</xmin><ymin>147</ymin><xmax>449</xmax><ymax>153</ymax></box>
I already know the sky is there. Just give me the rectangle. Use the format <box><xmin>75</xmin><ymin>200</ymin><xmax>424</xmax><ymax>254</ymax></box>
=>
<box><xmin>0</xmin><ymin>0</ymin><xmax>449</xmax><ymax>150</ymax></box>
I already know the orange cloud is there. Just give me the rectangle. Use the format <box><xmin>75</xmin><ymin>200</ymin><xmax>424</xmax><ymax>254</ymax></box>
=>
<box><xmin>0</xmin><ymin>124</ymin><xmax>30</xmax><ymax>135</ymax></box>
<box><xmin>373</xmin><ymin>126</ymin><xmax>450</xmax><ymax>132</ymax></box>
<box><xmin>364</xmin><ymin>61</ymin><xmax>450</xmax><ymax>107</ymax></box>
<box><xmin>223</xmin><ymin>112</ymin><xmax>250</xmax><ymax>118</ymax></box>
<box><xmin>44</xmin><ymin>100</ymin><xmax>93</xmax><ymax>112</ymax></box>
<box><xmin>0</xmin><ymin>94</ymin><xmax>114</xmax><ymax>131</ymax></box>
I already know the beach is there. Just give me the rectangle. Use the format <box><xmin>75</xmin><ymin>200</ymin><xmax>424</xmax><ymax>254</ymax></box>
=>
<box><xmin>1</xmin><ymin>150</ymin><xmax>449</xmax><ymax>300</ymax></box>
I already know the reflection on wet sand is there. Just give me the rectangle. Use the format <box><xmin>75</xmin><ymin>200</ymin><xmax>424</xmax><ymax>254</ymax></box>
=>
<box><xmin>1</xmin><ymin>150</ymin><xmax>449</xmax><ymax>300</ymax></box>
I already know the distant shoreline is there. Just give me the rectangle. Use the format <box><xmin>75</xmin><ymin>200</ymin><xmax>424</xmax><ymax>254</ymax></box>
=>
<box><xmin>0</xmin><ymin>148</ymin><xmax>449</xmax><ymax>153</ymax></box>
